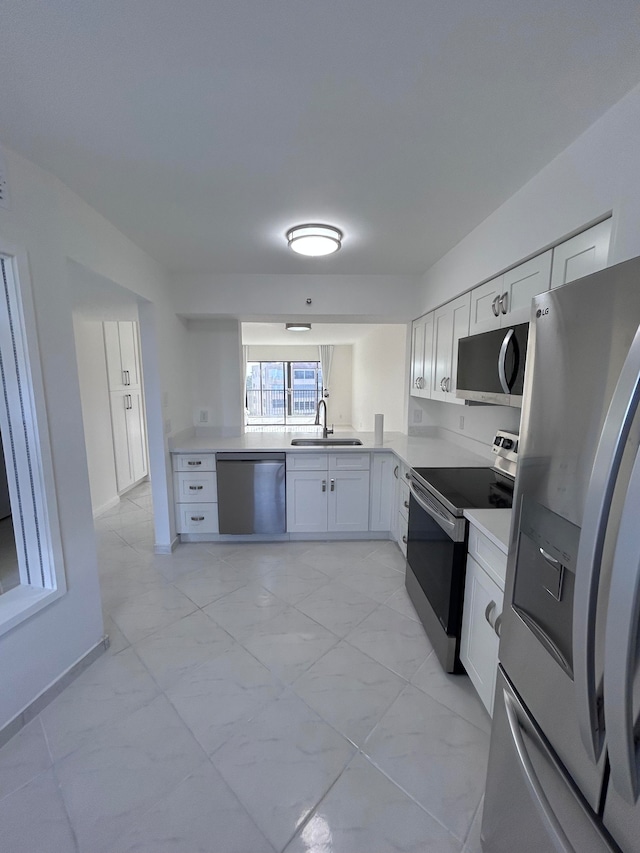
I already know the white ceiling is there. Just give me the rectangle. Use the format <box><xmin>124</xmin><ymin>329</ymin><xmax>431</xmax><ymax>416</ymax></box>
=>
<box><xmin>242</xmin><ymin>322</ymin><xmax>390</xmax><ymax>346</ymax></box>
<box><xmin>2</xmin><ymin>1</ymin><xmax>640</xmax><ymax>277</ymax></box>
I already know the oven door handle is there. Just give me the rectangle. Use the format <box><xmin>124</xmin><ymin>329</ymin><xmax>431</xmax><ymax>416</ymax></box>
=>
<box><xmin>409</xmin><ymin>482</ymin><xmax>457</xmax><ymax>536</ymax></box>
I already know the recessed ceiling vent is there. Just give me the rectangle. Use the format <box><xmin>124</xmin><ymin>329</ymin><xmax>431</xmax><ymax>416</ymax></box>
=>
<box><xmin>0</xmin><ymin>147</ymin><xmax>9</xmax><ymax>210</ymax></box>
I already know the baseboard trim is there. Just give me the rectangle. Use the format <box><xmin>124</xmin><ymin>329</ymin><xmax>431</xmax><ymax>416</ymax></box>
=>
<box><xmin>92</xmin><ymin>496</ymin><xmax>120</xmax><ymax>518</ymax></box>
<box><xmin>154</xmin><ymin>536</ymin><xmax>179</xmax><ymax>554</ymax></box>
<box><xmin>0</xmin><ymin>636</ymin><xmax>109</xmax><ymax>748</ymax></box>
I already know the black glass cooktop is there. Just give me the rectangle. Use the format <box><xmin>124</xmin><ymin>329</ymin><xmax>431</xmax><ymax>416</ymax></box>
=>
<box><xmin>412</xmin><ymin>467</ymin><xmax>514</xmax><ymax>513</ymax></box>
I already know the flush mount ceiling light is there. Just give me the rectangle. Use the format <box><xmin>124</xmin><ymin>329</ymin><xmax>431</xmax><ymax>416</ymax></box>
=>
<box><xmin>286</xmin><ymin>224</ymin><xmax>342</xmax><ymax>256</ymax></box>
<box><xmin>285</xmin><ymin>323</ymin><xmax>312</xmax><ymax>331</ymax></box>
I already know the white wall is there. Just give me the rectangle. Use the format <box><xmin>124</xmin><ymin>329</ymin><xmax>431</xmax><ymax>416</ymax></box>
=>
<box><xmin>175</xmin><ymin>273</ymin><xmax>421</xmax><ymax>322</ymax></box>
<box><xmin>189</xmin><ymin>319</ymin><xmax>244</xmax><ymax>435</ymax></box>
<box><xmin>0</xmin><ymin>145</ymin><xmax>190</xmax><ymax>729</ymax></box>
<box><xmin>72</xmin><ymin>318</ymin><xmax>118</xmax><ymax>515</ymax></box>
<box><xmin>419</xmin><ymin>81</ymin><xmax>640</xmax><ymax>315</ymax></box>
<box><xmin>351</xmin><ymin>325</ymin><xmax>408</xmax><ymax>433</ymax></box>
<box><xmin>411</xmin><ymin>81</ymin><xmax>640</xmax><ymax>451</ymax></box>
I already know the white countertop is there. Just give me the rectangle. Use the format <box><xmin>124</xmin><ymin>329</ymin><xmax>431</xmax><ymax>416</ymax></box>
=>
<box><xmin>170</xmin><ymin>429</ymin><xmax>493</xmax><ymax>471</ymax></box>
<box><xmin>463</xmin><ymin>508</ymin><xmax>512</xmax><ymax>552</ymax></box>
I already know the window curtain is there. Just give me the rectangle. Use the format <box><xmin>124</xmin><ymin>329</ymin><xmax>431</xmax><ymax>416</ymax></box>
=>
<box><xmin>242</xmin><ymin>345</ymin><xmax>250</xmax><ymax>411</ymax></box>
<box><xmin>318</xmin><ymin>344</ymin><xmax>334</xmax><ymax>398</ymax></box>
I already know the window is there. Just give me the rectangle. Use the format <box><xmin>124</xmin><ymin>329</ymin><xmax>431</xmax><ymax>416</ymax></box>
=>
<box><xmin>0</xmin><ymin>250</ymin><xmax>66</xmax><ymax>635</ymax></box>
<box><xmin>245</xmin><ymin>361</ymin><xmax>322</xmax><ymax>425</ymax></box>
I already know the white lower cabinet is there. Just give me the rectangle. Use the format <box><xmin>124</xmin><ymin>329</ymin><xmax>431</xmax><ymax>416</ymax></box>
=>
<box><xmin>110</xmin><ymin>389</ymin><xmax>148</xmax><ymax>492</ymax></box>
<box><xmin>286</xmin><ymin>452</ymin><xmax>370</xmax><ymax>534</ymax></box>
<box><xmin>369</xmin><ymin>452</ymin><xmax>395</xmax><ymax>532</ymax></box>
<box><xmin>460</xmin><ymin>526</ymin><xmax>507</xmax><ymax>716</ymax></box>
<box><xmin>173</xmin><ymin>455</ymin><xmax>219</xmax><ymax>534</ymax></box>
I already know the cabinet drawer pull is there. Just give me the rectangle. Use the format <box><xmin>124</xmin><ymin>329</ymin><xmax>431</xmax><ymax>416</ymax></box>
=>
<box><xmin>189</xmin><ymin>485</ymin><xmax>204</xmax><ymax>491</ymax></box>
<box><xmin>322</xmin><ymin>480</ymin><xmax>326</xmax><ymax>492</ymax></box>
<box><xmin>190</xmin><ymin>516</ymin><xmax>205</xmax><ymax>522</ymax></box>
<box><xmin>404</xmin><ymin>500</ymin><xmax>410</xmax><ymax>509</ymax></box>
<box><xmin>187</xmin><ymin>460</ymin><xmax>202</xmax><ymax>466</ymax></box>
<box><xmin>404</xmin><ymin>471</ymin><xmax>410</xmax><ymax>480</ymax></box>
<box><xmin>402</xmin><ymin>535</ymin><xmax>408</xmax><ymax>544</ymax></box>
<box><xmin>330</xmin><ymin>478</ymin><xmax>335</xmax><ymax>492</ymax></box>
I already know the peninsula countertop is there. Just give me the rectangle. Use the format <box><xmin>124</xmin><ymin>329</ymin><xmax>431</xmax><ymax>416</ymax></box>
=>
<box><xmin>169</xmin><ymin>429</ymin><xmax>493</xmax><ymax>471</ymax></box>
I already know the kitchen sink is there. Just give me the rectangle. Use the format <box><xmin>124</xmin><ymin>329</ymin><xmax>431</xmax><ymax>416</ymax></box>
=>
<box><xmin>290</xmin><ymin>438</ymin><xmax>363</xmax><ymax>446</ymax></box>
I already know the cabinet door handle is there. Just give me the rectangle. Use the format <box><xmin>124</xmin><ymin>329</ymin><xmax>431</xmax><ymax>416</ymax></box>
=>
<box><xmin>440</xmin><ymin>377</ymin><xmax>446</xmax><ymax>392</ymax></box>
<box><xmin>404</xmin><ymin>500</ymin><xmax>410</xmax><ymax>509</ymax></box>
<box><xmin>494</xmin><ymin>613</ymin><xmax>503</xmax><ymax>637</ymax></box>
<box><xmin>330</xmin><ymin>478</ymin><xmax>335</xmax><ymax>492</ymax></box>
<box><xmin>402</xmin><ymin>535</ymin><xmax>407</xmax><ymax>544</ymax></box>
<box><xmin>501</xmin><ymin>291</ymin><xmax>509</xmax><ymax>315</ymax></box>
<box><xmin>446</xmin><ymin>377</ymin><xmax>451</xmax><ymax>393</ymax></box>
<box><xmin>491</xmin><ymin>295</ymin><xmax>501</xmax><ymax>317</ymax></box>
<box><xmin>190</xmin><ymin>516</ymin><xmax>205</xmax><ymax>522</ymax></box>
<box><xmin>405</xmin><ymin>471</ymin><xmax>411</xmax><ymax>480</ymax></box>
<box><xmin>189</xmin><ymin>485</ymin><xmax>204</xmax><ymax>490</ymax></box>
<box><xmin>322</xmin><ymin>480</ymin><xmax>326</xmax><ymax>492</ymax></box>
<box><xmin>485</xmin><ymin>600</ymin><xmax>497</xmax><ymax>629</ymax></box>
<box><xmin>187</xmin><ymin>460</ymin><xmax>202</xmax><ymax>466</ymax></box>
<box><xmin>122</xmin><ymin>369</ymin><xmax>127</xmax><ymax>386</ymax></box>
<box><xmin>393</xmin><ymin>465</ymin><xmax>399</xmax><ymax>479</ymax></box>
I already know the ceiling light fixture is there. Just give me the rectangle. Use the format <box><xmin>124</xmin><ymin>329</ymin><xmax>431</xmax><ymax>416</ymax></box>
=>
<box><xmin>286</xmin><ymin>224</ymin><xmax>342</xmax><ymax>256</ymax></box>
<box><xmin>285</xmin><ymin>323</ymin><xmax>312</xmax><ymax>332</ymax></box>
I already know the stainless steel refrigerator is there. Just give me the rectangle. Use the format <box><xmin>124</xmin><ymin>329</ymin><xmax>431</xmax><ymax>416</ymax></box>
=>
<box><xmin>482</xmin><ymin>256</ymin><xmax>640</xmax><ymax>852</ymax></box>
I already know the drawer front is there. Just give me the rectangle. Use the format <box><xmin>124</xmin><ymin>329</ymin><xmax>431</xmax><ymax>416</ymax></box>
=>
<box><xmin>176</xmin><ymin>502</ymin><xmax>219</xmax><ymax>534</ymax></box>
<box><xmin>468</xmin><ymin>524</ymin><xmax>508</xmax><ymax>590</ymax></box>
<box><xmin>399</xmin><ymin>481</ymin><xmax>410</xmax><ymax>523</ymax></box>
<box><xmin>328</xmin><ymin>452</ymin><xmax>370</xmax><ymax>471</ymax></box>
<box><xmin>286</xmin><ymin>453</ymin><xmax>328</xmax><ymax>471</ymax></box>
<box><xmin>173</xmin><ymin>454</ymin><xmax>216</xmax><ymax>472</ymax></box>
<box><xmin>174</xmin><ymin>471</ymin><xmax>217</xmax><ymax>502</ymax></box>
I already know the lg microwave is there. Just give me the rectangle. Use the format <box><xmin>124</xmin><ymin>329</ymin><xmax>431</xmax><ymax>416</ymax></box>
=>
<box><xmin>456</xmin><ymin>322</ymin><xmax>529</xmax><ymax>407</ymax></box>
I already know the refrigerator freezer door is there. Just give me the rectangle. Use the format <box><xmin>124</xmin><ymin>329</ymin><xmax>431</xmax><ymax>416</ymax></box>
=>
<box><xmin>482</xmin><ymin>669</ymin><xmax>617</xmax><ymax>853</ymax></box>
<box><xmin>500</xmin><ymin>258</ymin><xmax>640</xmax><ymax>809</ymax></box>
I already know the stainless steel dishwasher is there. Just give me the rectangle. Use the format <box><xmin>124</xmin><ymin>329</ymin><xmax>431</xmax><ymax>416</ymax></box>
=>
<box><xmin>215</xmin><ymin>452</ymin><xmax>286</xmax><ymax>534</ymax></box>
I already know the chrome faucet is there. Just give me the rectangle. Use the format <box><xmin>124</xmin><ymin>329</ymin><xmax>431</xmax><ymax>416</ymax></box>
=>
<box><xmin>314</xmin><ymin>399</ymin><xmax>333</xmax><ymax>439</ymax></box>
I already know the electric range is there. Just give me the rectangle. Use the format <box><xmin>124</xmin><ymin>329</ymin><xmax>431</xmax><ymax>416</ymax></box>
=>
<box><xmin>405</xmin><ymin>429</ymin><xmax>518</xmax><ymax>672</ymax></box>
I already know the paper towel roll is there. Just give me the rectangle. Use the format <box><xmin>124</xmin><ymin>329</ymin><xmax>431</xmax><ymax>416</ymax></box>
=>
<box><xmin>374</xmin><ymin>413</ymin><xmax>384</xmax><ymax>446</ymax></box>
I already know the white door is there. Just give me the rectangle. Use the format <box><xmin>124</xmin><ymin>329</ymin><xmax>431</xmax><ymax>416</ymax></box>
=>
<box><xmin>550</xmin><ymin>219</ymin><xmax>612</xmax><ymax>289</ymax></box>
<box><xmin>469</xmin><ymin>274</ymin><xmax>504</xmax><ymax>335</ymax></box>
<box><xmin>328</xmin><ymin>471</ymin><xmax>370</xmax><ymax>533</ymax></box>
<box><xmin>460</xmin><ymin>554</ymin><xmax>503</xmax><ymax>715</ymax></box>
<box><xmin>104</xmin><ymin>322</ymin><xmax>127</xmax><ymax>391</ymax></box>
<box><xmin>501</xmin><ymin>250</ymin><xmax>552</xmax><ymax>326</ymax></box>
<box><xmin>286</xmin><ymin>471</ymin><xmax>328</xmax><ymax>533</ymax></box>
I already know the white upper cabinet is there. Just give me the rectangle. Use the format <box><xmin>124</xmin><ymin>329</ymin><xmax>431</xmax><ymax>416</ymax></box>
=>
<box><xmin>431</xmin><ymin>292</ymin><xmax>470</xmax><ymax>404</ymax></box>
<box><xmin>550</xmin><ymin>219</ymin><xmax>612</xmax><ymax>289</ymax></box>
<box><xmin>469</xmin><ymin>251</ymin><xmax>552</xmax><ymax>334</ymax></box>
<box><xmin>104</xmin><ymin>321</ymin><xmax>141</xmax><ymax>391</ymax></box>
<box><xmin>410</xmin><ymin>313</ymin><xmax>434</xmax><ymax>398</ymax></box>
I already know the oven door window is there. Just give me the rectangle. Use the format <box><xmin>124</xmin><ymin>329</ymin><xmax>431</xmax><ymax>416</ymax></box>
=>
<box><xmin>407</xmin><ymin>493</ymin><xmax>467</xmax><ymax>634</ymax></box>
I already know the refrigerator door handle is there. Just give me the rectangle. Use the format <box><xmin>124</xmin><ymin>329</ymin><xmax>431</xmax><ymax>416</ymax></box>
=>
<box><xmin>498</xmin><ymin>328</ymin><xmax>515</xmax><ymax>395</ymax></box>
<box><xmin>503</xmin><ymin>690</ymin><xmax>576</xmax><ymax>853</ymax></box>
<box><xmin>574</xmin><ymin>322</ymin><xmax>640</xmax><ymax>763</ymax></box>
<box><xmin>604</xmin><ymin>448</ymin><xmax>640</xmax><ymax>805</ymax></box>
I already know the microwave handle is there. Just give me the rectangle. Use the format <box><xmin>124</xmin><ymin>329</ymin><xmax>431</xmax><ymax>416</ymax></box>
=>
<box><xmin>498</xmin><ymin>328</ymin><xmax>515</xmax><ymax>395</ymax></box>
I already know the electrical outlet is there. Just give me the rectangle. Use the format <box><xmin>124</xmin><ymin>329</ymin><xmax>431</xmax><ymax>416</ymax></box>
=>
<box><xmin>198</xmin><ymin>409</ymin><xmax>209</xmax><ymax>424</ymax></box>
<box><xmin>413</xmin><ymin>409</ymin><xmax>422</xmax><ymax>424</ymax></box>
<box><xmin>459</xmin><ymin>415</ymin><xmax>465</xmax><ymax>430</ymax></box>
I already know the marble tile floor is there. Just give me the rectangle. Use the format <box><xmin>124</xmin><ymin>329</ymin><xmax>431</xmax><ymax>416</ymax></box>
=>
<box><xmin>0</xmin><ymin>481</ymin><xmax>488</xmax><ymax>853</ymax></box>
